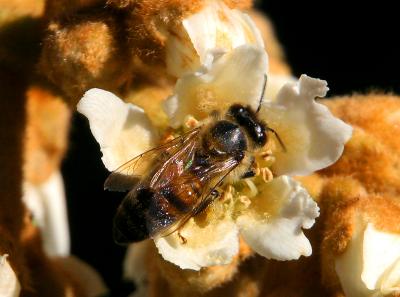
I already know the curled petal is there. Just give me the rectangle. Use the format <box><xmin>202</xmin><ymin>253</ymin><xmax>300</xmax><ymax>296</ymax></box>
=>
<box><xmin>237</xmin><ymin>176</ymin><xmax>319</xmax><ymax>260</ymax></box>
<box><xmin>154</xmin><ymin>217</ymin><xmax>239</xmax><ymax>270</ymax></box>
<box><xmin>362</xmin><ymin>224</ymin><xmax>400</xmax><ymax>291</ymax></box>
<box><xmin>164</xmin><ymin>45</ymin><xmax>268</xmax><ymax>128</ymax></box>
<box><xmin>77</xmin><ymin>88</ymin><xmax>158</xmax><ymax>171</ymax></box>
<box><xmin>0</xmin><ymin>255</ymin><xmax>21</xmax><ymax>297</ymax></box>
<box><xmin>260</xmin><ymin>74</ymin><xmax>353</xmax><ymax>176</ymax></box>
<box><xmin>166</xmin><ymin>1</ymin><xmax>264</xmax><ymax>77</ymax></box>
<box><xmin>335</xmin><ymin>222</ymin><xmax>400</xmax><ymax>297</ymax></box>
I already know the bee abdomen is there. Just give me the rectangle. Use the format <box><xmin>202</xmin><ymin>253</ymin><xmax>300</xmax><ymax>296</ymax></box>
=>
<box><xmin>113</xmin><ymin>188</ymin><xmax>153</xmax><ymax>244</ymax></box>
<box><xmin>160</xmin><ymin>188</ymin><xmax>190</xmax><ymax>213</ymax></box>
<box><xmin>163</xmin><ymin>178</ymin><xmax>202</xmax><ymax>211</ymax></box>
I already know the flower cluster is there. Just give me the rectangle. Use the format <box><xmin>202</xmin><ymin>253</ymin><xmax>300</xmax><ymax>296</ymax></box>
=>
<box><xmin>77</xmin><ymin>0</ymin><xmax>352</xmax><ymax>270</ymax></box>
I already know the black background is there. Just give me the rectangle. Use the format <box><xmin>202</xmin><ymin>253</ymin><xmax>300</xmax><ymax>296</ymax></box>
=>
<box><xmin>62</xmin><ymin>2</ymin><xmax>399</xmax><ymax>296</ymax></box>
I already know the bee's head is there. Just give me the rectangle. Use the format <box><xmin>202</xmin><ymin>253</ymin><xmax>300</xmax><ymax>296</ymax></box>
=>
<box><xmin>228</xmin><ymin>104</ymin><xmax>267</xmax><ymax>147</ymax></box>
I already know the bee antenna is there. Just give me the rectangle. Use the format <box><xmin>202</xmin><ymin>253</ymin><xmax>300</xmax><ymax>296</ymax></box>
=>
<box><xmin>267</xmin><ymin>127</ymin><xmax>287</xmax><ymax>152</ymax></box>
<box><xmin>256</xmin><ymin>74</ymin><xmax>268</xmax><ymax>114</ymax></box>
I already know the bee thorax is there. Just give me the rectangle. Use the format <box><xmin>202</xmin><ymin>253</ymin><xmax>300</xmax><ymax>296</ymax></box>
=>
<box><xmin>204</xmin><ymin>120</ymin><xmax>247</xmax><ymax>156</ymax></box>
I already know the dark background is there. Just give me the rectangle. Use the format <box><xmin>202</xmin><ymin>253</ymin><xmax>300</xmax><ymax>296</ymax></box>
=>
<box><xmin>62</xmin><ymin>2</ymin><xmax>399</xmax><ymax>296</ymax></box>
<box><xmin>259</xmin><ymin>1</ymin><xmax>399</xmax><ymax>95</ymax></box>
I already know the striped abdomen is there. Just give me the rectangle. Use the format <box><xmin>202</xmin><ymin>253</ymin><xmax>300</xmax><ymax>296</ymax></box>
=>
<box><xmin>113</xmin><ymin>173</ymin><xmax>205</xmax><ymax>244</ymax></box>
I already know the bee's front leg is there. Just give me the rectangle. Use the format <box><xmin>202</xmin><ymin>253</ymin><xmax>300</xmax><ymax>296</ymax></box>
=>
<box><xmin>241</xmin><ymin>157</ymin><xmax>256</xmax><ymax>179</ymax></box>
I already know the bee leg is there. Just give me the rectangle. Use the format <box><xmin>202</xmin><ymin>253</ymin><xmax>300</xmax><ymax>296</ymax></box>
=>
<box><xmin>241</xmin><ymin>168</ymin><xmax>256</xmax><ymax>179</ymax></box>
<box><xmin>178</xmin><ymin>231</ymin><xmax>187</xmax><ymax>244</ymax></box>
<box><xmin>241</xmin><ymin>157</ymin><xmax>256</xmax><ymax>179</ymax></box>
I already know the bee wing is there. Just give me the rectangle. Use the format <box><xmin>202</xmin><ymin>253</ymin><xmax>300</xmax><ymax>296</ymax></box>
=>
<box><xmin>104</xmin><ymin>127</ymin><xmax>202</xmax><ymax>192</ymax></box>
<box><xmin>151</xmin><ymin>156</ymin><xmax>241</xmax><ymax>239</ymax></box>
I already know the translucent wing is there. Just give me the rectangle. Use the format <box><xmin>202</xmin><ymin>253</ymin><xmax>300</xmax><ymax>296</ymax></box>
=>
<box><xmin>104</xmin><ymin>127</ymin><xmax>202</xmax><ymax>192</ymax></box>
<box><xmin>112</xmin><ymin>152</ymin><xmax>240</xmax><ymax>244</ymax></box>
<box><xmin>148</xmin><ymin>155</ymin><xmax>241</xmax><ymax>238</ymax></box>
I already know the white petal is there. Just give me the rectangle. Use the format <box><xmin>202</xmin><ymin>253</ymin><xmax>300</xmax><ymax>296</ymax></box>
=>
<box><xmin>260</xmin><ymin>74</ymin><xmax>353</xmax><ymax>176</ymax></box>
<box><xmin>264</xmin><ymin>74</ymin><xmax>296</xmax><ymax>102</ymax></box>
<box><xmin>154</xmin><ymin>217</ymin><xmax>239</xmax><ymax>270</ymax></box>
<box><xmin>379</xmin><ymin>259</ymin><xmax>400</xmax><ymax>295</ymax></box>
<box><xmin>77</xmin><ymin>88</ymin><xmax>158</xmax><ymax>171</ymax></box>
<box><xmin>0</xmin><ymin>255</ymin><xmax>21</xmax><ymax>297</ymax></box>
<box><xmin>165</xmin><ymin>27</ymin><xmax>200</xmax><ymax>78</ymax></box>
<box><xmin>164</xmin><ymin>45</ymin><xmax>268</xmax><ymax>128</ymax></box>
<box><xmin>23</xmin><ymin>171</ymin><xmax>70</xmax><ymax>257</ymax></box>
<box><xmin>183</xmin><ymin>1</ymin><xmax>264</xmax><ymax>65</ymax></box>
<box><xmin>237</xmin><ymin>176</ymin><xmax>319</xmax><ymax>260</ymax></box>
<box><xmin>335</xmin><ymin>219</ymin><xmax>372</xmax><ymax>297</ymax></box>
<box><xmin>166</xmin><ymin>1</ymin><xmax>264</xmax><ymax>77</ymax></box>
<box><xmin>362</xmin><ymin>224</ymin><xmax>400</xmax><ymax>291</ymax></box>
<box><xmin>335</xmin><ymin>222</ymin><xmax>400</xmax><ymax>297</ymax></box>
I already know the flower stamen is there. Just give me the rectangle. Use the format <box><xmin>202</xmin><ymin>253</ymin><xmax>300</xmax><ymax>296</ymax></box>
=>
<box><xmin>239</xmin><ymin>195</ymin><xmax>251</xmax><ymax>208</ymax></box>
<box><xmin>260</xmin><ymin>149</ymin><xmax>273</xmax><ymax>161</ymax></box>
<box><xmin>256</xmin><ymin>167</ymin><xmax>273</xmax><ymax>183</ymax></box>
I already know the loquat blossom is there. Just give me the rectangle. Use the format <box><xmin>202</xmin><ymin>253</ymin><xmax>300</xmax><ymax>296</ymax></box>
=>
<box><xmin>77</xmin><ymin>44</ymin><xmax>352</xmax><ymax>270</ymax></box>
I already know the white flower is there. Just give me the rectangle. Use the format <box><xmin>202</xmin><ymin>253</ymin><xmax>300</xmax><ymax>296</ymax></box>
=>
<box><xmin>77</xmin><ymin>45</ymin><xmax>351</xmax><ymax>270</ymax></box>
<box><xmin>166</xmin><ymin>0</ymin><xmax>264</xmax><ymax>77</ymax></box>
<box><xmin>0</xmin><ymin>254</ymin><xmax>21</xmax><ymax>297</ymax></box>
<box><xmin>336</xmin><ymin>222</ymin><xmax>400</xmax><ymax>297</ymax></box>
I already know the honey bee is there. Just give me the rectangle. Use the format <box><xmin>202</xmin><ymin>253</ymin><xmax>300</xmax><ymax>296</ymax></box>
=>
<box><xmin>107</xmin><ymin>80</ymin><xmax>285</xmax><ymax>244</ymax></box>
